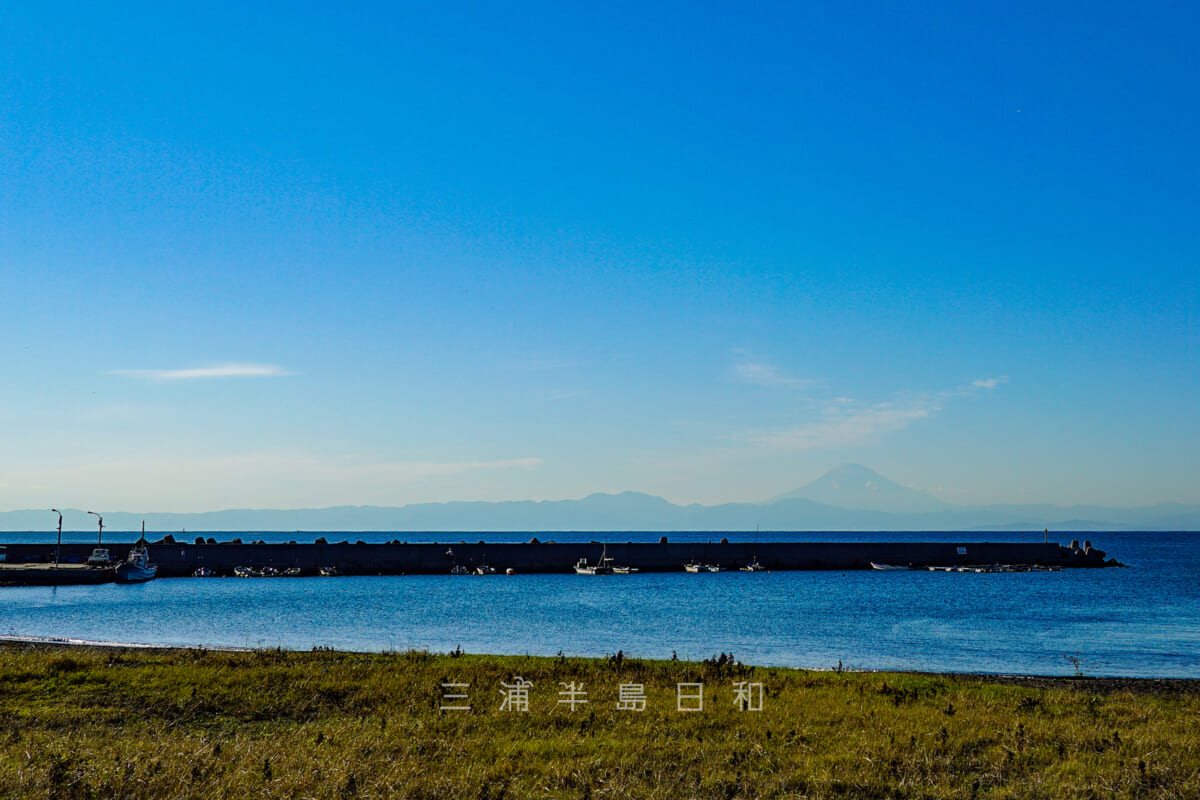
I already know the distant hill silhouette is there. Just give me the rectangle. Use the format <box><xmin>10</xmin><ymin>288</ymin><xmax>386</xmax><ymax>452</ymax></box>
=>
<box><xmin>3</xmin><ymin>466</ymin><xmax>1197</xmax><ymax>532</ymax></box>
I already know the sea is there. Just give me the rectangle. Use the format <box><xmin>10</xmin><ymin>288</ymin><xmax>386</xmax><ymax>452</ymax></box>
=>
<box><xmin>2</xmin><ymin>531</ymin><xmax>1197</xmax><ymax>678</ymax></box>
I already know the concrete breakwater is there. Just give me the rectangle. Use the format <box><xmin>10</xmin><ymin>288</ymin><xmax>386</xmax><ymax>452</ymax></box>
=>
<box><xmin>1</xmin><ymin>538</ymin><xmax>1116</xmax><ymax>578</ymax></box>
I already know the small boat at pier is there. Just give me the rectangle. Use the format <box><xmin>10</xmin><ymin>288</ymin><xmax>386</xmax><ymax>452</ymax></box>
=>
<box><xmin>575</xmin><ymin>542</ymin><xmax>616</xmax><ymax>575</ymax></box>
<box><xmin>116</xmin><ymin>541</ymin><xmax>157</xmax><ymax>583</ymax></box>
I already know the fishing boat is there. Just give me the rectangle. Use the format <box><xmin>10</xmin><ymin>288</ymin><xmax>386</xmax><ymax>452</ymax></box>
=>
<box><xmin>475</xmin><ymin>564</ymin><xmax>498</xmax><ymax>575</ymax></box>
<box><xmin>115</xmin><ymin>540</ymin><xmax>157</xmax><ymax>583</ymax></box>
<box><xmin>612</xmin><ymin>565</ymin><xmax>639</xmax><ymax>574</ymax></box>
<box><xmin>740</xmin><ymin>559</ymin><xmax>765</xmax><ymax>572</ymax></box>
<box><xmin>319</xmin><ymin>565</ymin><xmax>340</xmax><ymax>577</ymax></box>
<box><xmin>233</xmin><ymin>566</ymin><xmax>257</xmax><ymax>578</ymax></box>
<box><xmin>683</xmin><ymin>563</ymin><xmax>704</xmax><ymax>573</ymax></box>
<box><xmin>575</xmin><ymin>542</ymin><xmax>616</xmax><ymax>575</ymax></box>
<box><xmin>282</xmin><ymin>567</ymin><xmax>303</xmax><ymax>577</ymax></box>
<box><xmin>870</xmin><ymin>562</ymin><xmax>913</xmax><ymax>571</ymax></box>
<box><xmin>450</xmin><ymin>565</ymin><xmax>471</xmax><ymax>575</ymax></box>
<box><xmin>192</xmin><ymin>566</ymin><xmax>216</xmax><ymax>578</ymax></box>
<box><xmin>706</xmin><ymin>564</ymin><xmax>727</xmax><ymax>573</ymax></box>
<box><xmin>574</xmin><ymin>557</ymin><xmax>613</xmax><ymax>575</ymax></box>
<box><xmin>259</xmin><ymin>566</ymin><xmax>280</xmax><ymax>578</ymax></box>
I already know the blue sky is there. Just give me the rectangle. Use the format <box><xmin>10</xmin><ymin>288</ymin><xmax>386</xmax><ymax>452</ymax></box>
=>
<box><xmin>1</xmin><ymin>1</ymin><xmax>1196</xmax><ymax>512</ymax></box>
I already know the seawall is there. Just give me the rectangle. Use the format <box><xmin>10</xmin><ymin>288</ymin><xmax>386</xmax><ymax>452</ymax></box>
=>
<box><xmin>1</xmin><ymin>538</ymin><xmax>1115</xmax><ymax>578</ymax></box>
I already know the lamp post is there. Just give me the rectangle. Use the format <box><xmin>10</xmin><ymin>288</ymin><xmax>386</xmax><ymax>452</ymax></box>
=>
<box><xmin>51</xmin><ymin>509</ymin><xmax>63</xmax><ymax>567</ymax></box>
<box><xmin>87</xmin><ymin>511</ymin><xmax>104</xmax><ymax>547</ymax></box>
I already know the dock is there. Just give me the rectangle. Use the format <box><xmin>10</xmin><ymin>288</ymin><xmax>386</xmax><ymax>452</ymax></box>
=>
<box><xmin>0</xmin><ymin>563</ymin><xmax>117</xmax><ymax>586</ymax></box>
<box><xmin>0</xmin><ymin>537</ymin><xmax>1117</xmax><ymax>581</ymax></box>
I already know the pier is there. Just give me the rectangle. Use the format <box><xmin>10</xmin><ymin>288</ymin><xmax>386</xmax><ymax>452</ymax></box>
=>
<box><xmin>0</xmin><ymin>537</ymin><xmax>1117</xmax><ymax>582</ymax></box>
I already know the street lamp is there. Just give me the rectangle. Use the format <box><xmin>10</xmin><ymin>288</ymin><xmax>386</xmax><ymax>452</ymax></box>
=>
<box><xmin>87</xmin><ymin>511</ymin><xmax>104</xmax><ymax>546</ymax></box>
<box><xmin>51</xmin><ymin>509</ymin><xmax>63</xmax><ymax>568</ymax></box>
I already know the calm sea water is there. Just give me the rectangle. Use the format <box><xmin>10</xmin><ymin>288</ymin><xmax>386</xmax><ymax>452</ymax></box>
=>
<box><xmin>2</xmin><ymin>532</ymin><xmax>1197</xmax><ymax>678</ymax></box>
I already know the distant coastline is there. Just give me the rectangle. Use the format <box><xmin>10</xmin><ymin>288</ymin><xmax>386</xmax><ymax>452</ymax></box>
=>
<box><xmin>5</xmin><ymin>466</ymin><xmax>1197</xmax><ymax>532</ymax></box>
<box><xmin>2</xmin><ymin>498</ymin><xmax>1196</xmax><ymax>533</ymax></box>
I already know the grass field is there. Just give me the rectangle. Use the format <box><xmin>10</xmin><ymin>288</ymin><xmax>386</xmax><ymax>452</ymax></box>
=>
<box><xmin>1</xmin><ymin>643</ymin><xmax>1198</xmax><ymax>798</ymax></box>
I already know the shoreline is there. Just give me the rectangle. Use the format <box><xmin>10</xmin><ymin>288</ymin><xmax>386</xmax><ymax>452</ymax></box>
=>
<box><xmin>3</xmin><ymin>635</ymin><xmax>1196</xmax><ymax>693</ymax></box>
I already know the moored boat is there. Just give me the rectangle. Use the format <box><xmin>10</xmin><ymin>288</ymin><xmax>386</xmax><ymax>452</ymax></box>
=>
<box><xmin>870</xmin><ymin>562</ymin><xmax>913</xmax><ymax>571</ymax></box>
<box><xmin>192</xmin><ymin>566</ymin><xmax>216</xmax><ymax>578</ymax></box>
<box><xmin>575</xmin><ymin>542</ymin><xmax>616</xmax><ymax>575</ymax></box>
<box><xmin>115</xmin><ymin>541</ymin><xmax>157</xmax><ymax>583</ymax></box>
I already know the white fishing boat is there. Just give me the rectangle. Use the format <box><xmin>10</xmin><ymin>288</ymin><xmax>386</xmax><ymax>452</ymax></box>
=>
<box><xmin>683</xmin><ymin>563</ymin><xmax>704</xmax><ymax>573</ymax></box>
<box><xmin>575</xmin><ymin>543</ymin><xmax>615</xmax><ymax>575</ymax></box>
<box><xmin>116</xmin><ymin>540</ymin><xmax>157</xmax><ymax>583</ymax></box>
<box><xmin>740</xmin><ymin>559</ymin><xmax>765</xmax><ymax>572</ymax></box>
<box><xmin>870</xmin><ymin>562</ymin><xmax>913</xmax><ymax>571</ymax></box>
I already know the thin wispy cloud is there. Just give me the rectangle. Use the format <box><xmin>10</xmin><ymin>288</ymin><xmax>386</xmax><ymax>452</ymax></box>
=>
<box><xmin>110</xmin><ymin>363</ymin><xmax>295</xmax><ymax>381</ymax></box>
<box><xmin>750</xmin><ymin>377</ymin><xmax>1009</xmax><ymax>451</ymax></box>
<box><xmin>753</xmin><ymin>398</ymin><xmax>940</xmax><ymax>450</ymax></box>
<box><xmin>730</xmin><ymin>356</ymin><xmax>816</xmax><ymax>390</ymax></box>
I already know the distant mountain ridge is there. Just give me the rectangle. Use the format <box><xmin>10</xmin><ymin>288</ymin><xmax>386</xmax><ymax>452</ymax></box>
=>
<box><xmin>2</xmin><ymin>466</ymin><xmax>1197</xmax><ymax>532</ymax></box>
<box><xmin>770</xmin><ymin>463</ymin><xmax>949</xmax><ymax>513</ymax></box>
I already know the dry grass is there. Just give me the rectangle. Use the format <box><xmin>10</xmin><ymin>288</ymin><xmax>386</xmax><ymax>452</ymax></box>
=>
<box><xmin>2</xmin><ymin>644</ymin><xmax>1198</xmax><ymax>798</ymax></box>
